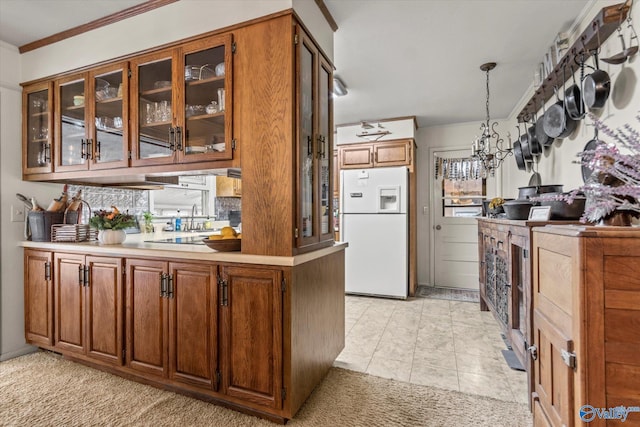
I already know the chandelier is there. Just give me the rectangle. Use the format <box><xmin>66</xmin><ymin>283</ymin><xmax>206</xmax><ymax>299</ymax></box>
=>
<box><xmin>471</xmin><ymin>62</ymin><xmax>512</xmax><ymax>178</ymax></box>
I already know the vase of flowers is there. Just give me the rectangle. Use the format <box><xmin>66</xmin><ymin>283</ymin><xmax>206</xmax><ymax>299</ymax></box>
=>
<box><xmin>89</xmin><ymin>206</ymin><xmax>135</xmax><ymax>244</ymax></box>
<box><xmin>541</xmin><ymin>114</ymin><xmax>640</xmax><ymax>225</ymax></box>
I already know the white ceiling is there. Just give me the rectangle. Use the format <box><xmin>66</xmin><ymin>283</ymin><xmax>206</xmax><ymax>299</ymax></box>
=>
<box><xmin>0</xmin><ymin>0</ymin><xmax>592</xmax><ymax>128</ymax></box>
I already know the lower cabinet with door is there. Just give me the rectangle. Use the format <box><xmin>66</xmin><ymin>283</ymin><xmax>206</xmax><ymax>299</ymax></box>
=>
<box><xmin>22</xmin><ymin>245</ymin><xmax>345</xmax><ymax>423</ymax></box>
<box><xmin>530</xmin><ymin>225</ymin><xmax>640</xmax><ymax>427</ymax></box>
<box><xmin>54</xmin><ymin>252</ymin><xmax>124</xmax><ymax>366</ymax></box>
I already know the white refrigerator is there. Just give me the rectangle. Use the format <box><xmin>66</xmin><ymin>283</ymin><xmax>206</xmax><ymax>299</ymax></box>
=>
<box><xmin>340</xmin><ymin>166</ymin><xmax>408</xmax><ymax>299</ymax></box>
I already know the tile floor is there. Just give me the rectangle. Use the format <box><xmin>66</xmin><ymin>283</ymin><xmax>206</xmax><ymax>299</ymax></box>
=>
<box><xmin>333</xmin><ymin>295</ymin><xmax>529</xmax><ymax>404</ymax></box>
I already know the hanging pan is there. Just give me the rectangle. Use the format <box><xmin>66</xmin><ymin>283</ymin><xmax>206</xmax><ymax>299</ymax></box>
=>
<box><xmin>527</xmin><ymin>117</ymin><xmax>542</xmax><ymax>156</ymax></box>
<box><xmin>543</xmin><ymin>74</ymin><xmax>577</xmax><ymax>139</ymax></box>
<box><xmin>564</xmin><ymin>63</ymin><xmax>585</xmax><ymax>120</ymax></box>
<box><xmin>535</xmin><ymin>100</ymin><xmax>554</xmax><ymax>147</ymax></box>
<box><xmin>520</xmin><ymin>132</ymin><xmax>533</xmax><ymax>169</ymax></box>
<box><xmin>513</xmin><ymin>126</ymin><xmax>527</xmax><ymax>171</ymax></box>
<box><xmin>583</xmin><ymin>25</ymin><xmax>610</xmax><ymax>110</ymax></box>
<box><xmin>583</xmin><ymin>49</ymin><xmax>611</xmax><ymax>110</ymax></box>
<box><xmin>581</xmin><ymin>126</ymin><xmax>602</xmax><ymax>183</ymax></box>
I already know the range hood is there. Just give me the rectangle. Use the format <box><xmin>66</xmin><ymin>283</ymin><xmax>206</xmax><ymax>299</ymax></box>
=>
<box><xmin>62</xmin><ymin>169</ymin><xmax>241</xmax><ymax>189</ymax></box>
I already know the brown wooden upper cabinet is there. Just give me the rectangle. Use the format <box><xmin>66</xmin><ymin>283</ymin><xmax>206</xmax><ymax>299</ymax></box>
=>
<box><xmin>296</xmin><ymin>27</ymin><xmax>333</xmax><ymax>250</ymax></box>
<box><xmin>54</xmin><ymin>63</ymin><xmax>129</xmax><ymax>172</ymax></box>
<box><xmin>216</xmin><ymin>176</ymin><xmax>241</xmax><ymax>197</ymax></box>
<box><xmin>130</xmin><ymin>34</ymin><xmax>233</xmax><ymax>166</ymax></box>
<box><xmin>22</xmin><ymin>82</ymin><xmax>54</xmax><ymax>175</ymax></box>
<box><xmin>339</xmin><ymin>139</ymin><xmax>413</xmax><ymax>169</ymax></box>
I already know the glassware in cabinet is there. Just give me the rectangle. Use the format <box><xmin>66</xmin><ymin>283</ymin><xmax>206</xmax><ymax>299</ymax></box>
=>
<box><xmin>130</xmin><ymin>50</ymin><xmax>176</xmax><ymax>165</ymax></box>
<box><xmin>180</xmin><ymin>34</ymin><xmax>233</xmax><ymax>162</ymax></box>
<box><xmin>91</xmin><ymin>64</ymin><xmax>128</xmax><ymax>170</ymax></box>
<box><xmin>130</xmin><ymin>34</ymin><xmax>233</xmax><ymax>166</ymax></box>
<box><xmin>55</xmin><ymin>74</ymin><xmax>88</xmax><ymax>171</ymax></box>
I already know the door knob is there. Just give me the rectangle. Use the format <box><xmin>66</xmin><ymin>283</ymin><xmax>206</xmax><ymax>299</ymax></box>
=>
<box><xmin>435</xmin><ymin>225</ymin><xmax>442</xmax><ymax>230</ymax></box>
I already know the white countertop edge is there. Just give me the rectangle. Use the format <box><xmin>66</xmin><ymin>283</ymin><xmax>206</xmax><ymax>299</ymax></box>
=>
<box><xmin>19</xmin><ymin>240</ymin><xmax>348</xmax><ymax>267</ymax></box>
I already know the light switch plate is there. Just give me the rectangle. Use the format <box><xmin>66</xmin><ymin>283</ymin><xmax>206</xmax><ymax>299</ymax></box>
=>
<box><xmin>11</xmin><ymin>204</ymin><xmax>25</xmax><ymax>222</ymax></box>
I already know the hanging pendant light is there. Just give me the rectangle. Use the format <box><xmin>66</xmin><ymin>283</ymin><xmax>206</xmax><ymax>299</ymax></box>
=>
<box><xmin>471</xmin><ymin>62</ymin><xmax>513</xmax><ymax>178</ymax></box>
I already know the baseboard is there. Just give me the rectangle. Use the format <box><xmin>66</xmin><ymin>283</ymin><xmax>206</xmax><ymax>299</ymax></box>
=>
<box><xmin>0</xmin><ymin>344</ymin><xmax>37</xmax><ymax>361</ymax></box>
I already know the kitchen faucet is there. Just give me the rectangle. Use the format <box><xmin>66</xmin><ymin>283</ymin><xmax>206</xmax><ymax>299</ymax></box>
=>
<box><xmin>189</xmin><ymin>204</ymin><xmax>197</xmax><ymax>231</ymax></box>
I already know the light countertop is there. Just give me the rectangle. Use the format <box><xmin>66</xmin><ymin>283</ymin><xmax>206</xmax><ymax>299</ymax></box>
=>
<box><xmin>19</xmin><ymin>231</ymin><xmax>347</xmax><ymax>267</ymax></box>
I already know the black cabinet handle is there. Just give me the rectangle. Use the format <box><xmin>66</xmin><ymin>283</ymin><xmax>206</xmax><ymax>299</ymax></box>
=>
<box><xmin>307</xmin><ymin>135</ymin><xmax>312</xmax><ymax>156</ymax></box>
<box><xmin>44</xmin><ymin>261</ymin><xmax>51</xmax><ymax>281</ymax></box>
<box><xmin>81</xmin><ymin>139</ymin><xmax>86</xmax><ymax>159</ymax></box>
<box><xmin>175</xmin><ymin>127</ymin><xmax>183</xmax><ymax>151</ymax></box>
<box><xmin>78</xmin><ymin>265</ymin><xmax>84</xmax><ymax>287</ymax></box>
<box><xmin>86</xmin><ymin>139</ymin><xmax>93</xmax><ymax>160</ymax></box>
<box><xmin>84</xmin><ymin>265</ymin><xmax>89</xmax><ymax>287</ymax></box>
<box><xmin>168</xmin><ymin>128</ymin><xmax>175</xmax><ymax>151</ymax></box>
<box><xmin>45</xmin><ymin>143</ymin><xmax>51</xmax><ymax>163</ymax></box>
<box><xmin>317</xmin><ymin>135</ymin><xmax>327</xmax><ymax>159</ymax></box>
<box><xmin>95</xmin><ymin>140</ymin><xmax>101</xmax><ymax>160</ymax></box>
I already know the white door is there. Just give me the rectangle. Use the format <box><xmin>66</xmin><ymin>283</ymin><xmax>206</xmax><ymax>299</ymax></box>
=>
<box><xmin>431</xmin><ymin>149</ymin><xmax>492</xmax><ymax>289</ymax></box>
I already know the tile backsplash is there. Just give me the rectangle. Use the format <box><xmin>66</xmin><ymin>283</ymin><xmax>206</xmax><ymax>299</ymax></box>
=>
<box><xmin>68</xmin><ymin>185</ymin><xmax>149</xmax><ymax>223</ymax></box>
<box><xmin>69</xmin><ymin>185</ymin><xmax>240</xmax><ymax>223</ymax></box>
<box><xmin>215</xmin><ymin>197</ymin><xmax>241</xmax><ymax>220</ymax></box>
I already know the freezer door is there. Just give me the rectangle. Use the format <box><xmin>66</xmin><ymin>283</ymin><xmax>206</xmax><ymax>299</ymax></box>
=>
<box><xmin>342</xmin><ymin>213</ymin><xmax>408</xmax><ymax>298</ymax></box>
<box><xmin>341</xmin><ymin>166</ymin><xmax>407</xmax><ymax>214</ymax></box>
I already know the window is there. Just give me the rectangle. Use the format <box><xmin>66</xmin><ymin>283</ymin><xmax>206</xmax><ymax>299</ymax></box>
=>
<box><xmin>441</xmin><ymin>177</ymin><xmax>486</xmax><ymax>217</ymax></box>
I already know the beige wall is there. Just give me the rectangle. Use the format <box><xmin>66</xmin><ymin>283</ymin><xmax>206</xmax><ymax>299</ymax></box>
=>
<box><xmin>1</xmin><ymin>41</ymin><xmax>61</xmax><ymax>359</ymax></box>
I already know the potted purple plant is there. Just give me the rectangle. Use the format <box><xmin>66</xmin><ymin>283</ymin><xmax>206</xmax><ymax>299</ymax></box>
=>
<box><xmin>542</xmin><ymin>114</ymin><xmax>640</xmax><ymax>225</ymax></box>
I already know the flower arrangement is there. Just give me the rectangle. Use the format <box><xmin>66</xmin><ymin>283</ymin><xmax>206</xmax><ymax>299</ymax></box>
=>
<box><xmin>89</xmin><ymin>206</ymin><xmax>136</xmax><ymax>230</ymax></box>
<box><xmin>540</xmin><ymin>114</ymin><xmax>640</xmax><ymax>224</ymax></box>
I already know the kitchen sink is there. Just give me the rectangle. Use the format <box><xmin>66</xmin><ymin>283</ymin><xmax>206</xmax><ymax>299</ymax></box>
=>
<box><xmin>146</xmin><ymin>234</ymin><xmax>211</xmax><ymax>245</ymax></box>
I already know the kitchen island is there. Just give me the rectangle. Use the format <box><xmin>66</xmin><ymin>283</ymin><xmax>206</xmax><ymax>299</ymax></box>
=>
<box><xmin>20</xmin><ymin>234</ymin><xmax>346</xmax><ymax>423</ymax></box>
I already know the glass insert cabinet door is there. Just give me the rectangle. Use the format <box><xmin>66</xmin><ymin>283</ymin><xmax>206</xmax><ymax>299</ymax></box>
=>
<box><xmin>299</xmin><ymin>36</ymin><xmax>316</xmax><ymax>241</ymax></box>
<box><xmin>23</xmin><ymin>82</ymin><xmax>53</xmax><ymax>174</ymax></box>
<box><xmin>91</xmin><ymin>64</ymin><xmax>128</xmax><ymax>169</ymax></box>
<box><xmin>181</xmin><ymin>34</ymin><xmax>233</xmax><ymax>162</ymax></box>
<box><xmin>55</xmin><ymin>75</ymin><xmax>87</xmax><ymax>171</ymax></box>
<box><xmin>130</xmin><ymin>35</ymin><xmax>233</xmax><ymax>166</ymax></box>
<box><xmin>131</xmin><ymin>50</ymin><xmax>176</xmax><ymax>165</ymax></box>
<box><xmin>318</xmin><ymin>58</ymin><xmax>333</xmax><ymax>239</ymax></box>
<box><xmin>297</xmin><ymin>28</ymin><xmax>334</xmax><ymax>248</ymax></box>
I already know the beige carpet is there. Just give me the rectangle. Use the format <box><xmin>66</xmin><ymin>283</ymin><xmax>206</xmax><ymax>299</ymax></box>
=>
<box><xmin>0</xmin><ymin>351</ymin><xmax>532</xmax><ymax>426</ymax></box>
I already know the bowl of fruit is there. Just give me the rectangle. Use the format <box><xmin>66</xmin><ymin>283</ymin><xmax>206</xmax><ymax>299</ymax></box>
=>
<box><xmin>202</xmin><ymin>226</ymin><xmax>241</xmax><ymax>252</ymax></box>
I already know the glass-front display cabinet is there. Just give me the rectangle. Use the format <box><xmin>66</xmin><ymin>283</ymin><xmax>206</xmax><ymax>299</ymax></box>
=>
<box><xmin>296</xmin><ymin>28</ymin><xmax>333</xmax><ymax>250</ymax></box>
<box><xmin>23</xmin><ymin>82</ymin><xmax>53</xmax><ymax>174</ymax></box>
<box><xmin>130</xmin><ymin>34</ymin><xmax>233</xmax><ymax>166</ymax></box>
<box><xmin>54</xmin><ymin>63</ymin><xmax>128</xmax><ymax>172</ymax></box>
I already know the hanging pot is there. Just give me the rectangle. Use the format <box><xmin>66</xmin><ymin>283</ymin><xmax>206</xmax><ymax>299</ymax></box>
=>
<box><xmin>583</xmin><ymin>51</ymin><xmax>610</xmax><ymax>110</ymax></box>
<box><xmin>564</xmin><ymin>64</ymin><xmax>585</xmax><ymax>120</ymax></box>
<box><xmin>535</xmin><ymin>100</ymin><xmax>554</xmax><ymax>147</ymax></box>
